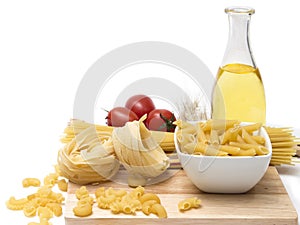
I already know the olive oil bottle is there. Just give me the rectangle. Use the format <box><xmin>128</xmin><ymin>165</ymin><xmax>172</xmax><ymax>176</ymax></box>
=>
<box><xmin>212</xmin><ymin>7</ymin><xmax>266</xmax><ymax>124</ymax></box>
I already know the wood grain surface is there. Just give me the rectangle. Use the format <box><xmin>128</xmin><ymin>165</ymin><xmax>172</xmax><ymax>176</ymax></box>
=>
<box><xmin>65</xmin><ymin>167</ymin><xmax>298</xmax><ymax>225</ymax></box>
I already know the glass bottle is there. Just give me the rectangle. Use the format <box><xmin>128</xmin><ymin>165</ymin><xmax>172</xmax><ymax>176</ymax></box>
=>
<box><xmin>212</xmin><ymin>6</ymin><xmax>266</xmax><ymax>124</ymax></box>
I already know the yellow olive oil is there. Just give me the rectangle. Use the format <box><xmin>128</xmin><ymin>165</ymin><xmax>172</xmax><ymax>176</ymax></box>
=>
<box><xmin>212</xmin><ymin>63</ymin><xmax>266</xmax><ymax>124</ymax></box>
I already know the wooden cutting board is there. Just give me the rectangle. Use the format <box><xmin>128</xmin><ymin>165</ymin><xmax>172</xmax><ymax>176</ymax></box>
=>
<box><xmin>65</xmin><ymin>167</ymin><xmax>298</xmax><ymax>225</ymax></box>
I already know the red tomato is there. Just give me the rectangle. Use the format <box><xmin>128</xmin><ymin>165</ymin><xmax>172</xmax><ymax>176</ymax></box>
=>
<box><xmin>125</xmin><ymin>95</ymin><xmax>155</xmax><ymax>119</ymax></box>
<box><xmin>146</xmin><ymin>109</ymin><xmax>177</xmax><ymax>132</ymax></box>
<box><xmin>106</xmin><ymin>107</ymin><xmax>139</xmax><ymax>127</ymax></box>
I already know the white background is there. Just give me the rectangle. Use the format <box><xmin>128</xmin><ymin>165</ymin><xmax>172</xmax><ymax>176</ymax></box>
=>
<box><xmin>1</xmin><ymin>0</ymin><xmax>299</xmax><ymax>224</ymax></box>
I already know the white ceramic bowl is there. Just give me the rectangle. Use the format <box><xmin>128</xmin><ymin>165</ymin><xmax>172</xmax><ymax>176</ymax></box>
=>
<box><xmin>175</xmin><ymin>123</ymin><xmax>272</xmax><ymax>193</ymax></box>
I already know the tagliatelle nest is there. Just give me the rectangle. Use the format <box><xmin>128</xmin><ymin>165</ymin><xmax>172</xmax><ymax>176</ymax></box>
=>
<box><xmin>57</xmin><ymin>126</ymin><xmax>120</xmax><ymax>185</ymax></box>
<box><xmin>112</xmin><ymin>115</ymin><xmax>170</xmax><ymax>187</ymax></box>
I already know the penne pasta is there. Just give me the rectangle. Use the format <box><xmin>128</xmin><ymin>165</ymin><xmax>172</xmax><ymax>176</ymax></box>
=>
<box><xmin>251</xmin><ymin>136</ymin><xmax>265</xmax><ymax>145</ymax></box>
<box><xmin>218</xmin><ymin>145</ymin><xmax>240</xmax><ymax>155</ymax></box>
<box><xmin>201</xmin><ymin>119</ymin><xmax>240</xmax><ymax>132</ymax></box>
<box><xmin>176</xmin><ymin>132</ymin><xmax>196</xmax><ymax>151</ymax></box>
<box><xmin>176</xmin><ymin>120</ymin><xmax>270</xmax><ymax>157</ymax></box>
<box><xmin>236</xmin><ymin>134</ymin><xmax>246</xmax><ymax>144</ymax></box>
<box><xmin>236</xmin><ymin>148</ymin><xmax>256</xmax><ymax>156</ymax></box>
<box><xmin>185</xmin><ymin>143</ymin><xmax>228</xmax><ymax>156</ymax></box>
<box><xmin>220</xmin><ymin>126</ymin><xmax>240</xmax><ymax>144</ymax></box>
<box><xmin>196</xmin><ymin>124</ymin><xmax>208</xmax><ymax>144</ymax></box>
<box><xmin>210</xmin><ymin>130</ymin><xmax>220</xmax><ymax>145</ymax></box>
<box><xmin>228</xmin><ymin>142</ymin><xmax>268</xmax><ymax>155</ymax></box>
<box><xmin>243</xmin><ymin>123</ymin><xmax>262</xmax><ymax>133</ymax></box>
<box><xmin>241</xmin><ymin>128</ymin><xmax>258</xmax><ymax>145</ymax></box>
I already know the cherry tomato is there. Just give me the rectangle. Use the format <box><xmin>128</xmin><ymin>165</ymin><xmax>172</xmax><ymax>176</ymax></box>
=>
<box><xmin>125</xmin><ymin>94</ymin><xmax>155</xmax><ymax>119</ymax></box>
<box><xmin>145</xmin><ymin>109</ymin><xmax>177</xmax><ymax>132</ymax></box>
<box><xmin>106</xmin><ymin>107</ymin><xmax>139</xmax><ymax>127</ymax></box>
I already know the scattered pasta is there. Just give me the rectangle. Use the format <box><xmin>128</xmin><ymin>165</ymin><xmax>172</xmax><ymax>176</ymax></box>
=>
<box><xmin>6</xmin><ymin>166</ymin><xmax>65</xmax><ymax>225</ymax></box>
<box><xmin>139</xmin><ymin>193</ymin><xmax>161</xmax><ymax>204</ymax></box>
<box><xmin>75</xmin><ymin>186</ymin><xmax>90</xmax><ymax>200</ymax></box>
<box><xmin>178</xmin><ymin>197</ymin><xmax>201</xmax><ymax>211</ymax></box>
<box><xmin>22</xmin><ymin>178</ymin><xmax>41</xmax><ymax>188</ymax></box>
<box><xmin>129</xmin><ymin>186</ymin><xmax>145</xmax><ymax>199</ymax></box>
<box><xmin>95</xmin><ymin>187</ymin><xmax>105</xmax><ymax>198</ymax></box>
<box><xmin>73</xmin><ymin>186</ymin><xmax>94</xmax><ymax>217</ymax></box>
<box><xmin>37</xmin><ymin>207</ymin><xmax>53</xmax><ymax>220</ymax></box>
<box><xmin>43</xmin><ymin>173</ymin><xmax>59</xmax><ymax>187</ymax></box>
<box><xmin>72</xmin><ymin>185</ymin><xmax>168</xmax><ymax>218</ymax></box>
<box><xmin>142</xmin><ymin>200</ymin><xmax>157</xmax><ymax>215</ymax></box>
<box><xmin>23</xmin><ymin>200</ymin><xmax>38</xmax><ymax>217</ymax></box>
<box><xmin>28</xmin><ymin>217</ymin><xmax>52</xmax><ymax>225</ymax></box>
<box><xmin>6</xmin><ymin>197</ymin><xmax>28</xmax><ymax>210</ymax></box>
<box><xmin>150</xmin><ymin>203</ymin><xmax>167</xmax><ymax>218</ymax></box>
<box><xmin>73</xmin><ymin>202</ymin><xmax>93</xmax><ymax>217</ymax></box>
<box><xmin>175</xmin><ymin>119</ymin><xmax>269</xmax><ymax>157</ymax></box>
<box><xmin>46</xmin><ymin>203</ymin><xmax>62</xmax><ymax>217</ymax></box>
<box><xmin>57</xmin><ymin>179</ymin><xmax>68</xmax><ymax>192</ymax></box>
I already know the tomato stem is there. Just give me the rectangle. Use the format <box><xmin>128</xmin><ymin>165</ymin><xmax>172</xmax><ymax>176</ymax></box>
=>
<box><xmin>159</xmin><ymin>113</ymin><xmax>176</xmax><ymax>132</ymax></box>
<box><xmin>101</xmin><ymin>107</ymin><xmax>109</xmax><ymax>113</ymax></box>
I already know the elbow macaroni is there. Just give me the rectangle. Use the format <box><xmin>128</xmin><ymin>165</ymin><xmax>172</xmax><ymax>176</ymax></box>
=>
<box><xmin>73</xmin><ymin>203</ymin><xmax>93</xmax><ymax>217</ymax></box>
<box><xmin>95</xmin><ymin>187</ymin><xmax>105</xmax><ymax>198</ymax></box>
<box><xmin>22</xmin><ymin>178</ymin><xmax>41</xmax><ymax>188</ymax></box>
<box><xmin>7</xmin><ymin>167</ymin><xmax>65</xmax><ymax>225</ymax></box>
<box><xmin>178</xmin><ymin>197</ymin><xmax>201</xmax><ymax>211</ymax></box>
<box><xmin>73</xmin><ymin>186</ymin><xmax>94</xmax><ymax>217</ymax></box>
<box><xmin>43</xmin><ymin>173</ymin><xmax>59</xmax><ymax>187</ymax></box>
<box><xmin>72</xmin><ymin>185</ymin><xmax>168</xmax><ymax>218</ymax></box>
<box><xmin>37</xmin><ymin>206</ymin><xmax>53</xmax><ymax>220</ymax></box>
<box><xmin>10</xmin><ymin>170</ymin><xmax>213</xmax><ymax>221</ymax></box>
<box><xmin>46</xmin><ymin>203</ymin><xmax>62</xmax><ymax>217</ymax></box>
<box><xmin>28</xmin><ymin>218</ymin><xmax>52</xmax><ymax>225</ymax></box>
<box><xmin>75</xmin><ymin>186</ymin><xmax>90</xmax><ymax>200</ymax></box>
<box><xmin>57</xmin><ymin>179</ymin><xmax>68</xmax><ymax>192</ymax></box>
<box><xmin>23</xmin><ymin>204</ymin><xmax>37</xmax><ymax>217</ymax></box>
<box><xmin>141</xmin><ymin>200</ymin><xmax>157</xmax><ymax>215</ymax></box>
<box><xmin>129</xmin><ymin>186</ymin><xmax>145</xmax><ymax>199</ymax></box>
<box><xmin>6</xmin><ymin>197</ymin><xmax>28</xmax><ymax>210</ymax></box>
<box><xmin>150</xmin><ymin>203</ymin><xmax>167</xmax><ymax>218</ymax></box>
<box><xmin>139</xmin><ymin>193</ymin><xmax>161</xmax><ymax>204</ymax></box>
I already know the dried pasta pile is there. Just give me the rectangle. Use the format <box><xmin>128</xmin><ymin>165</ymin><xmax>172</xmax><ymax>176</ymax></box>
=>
<box><xmin>265</xmin><ymin>127</ymin><xmax>299</xmax><ymax>166</ymax></box>
<box><xmin>175</xmin><ymin>120</ymin><xmax>269</xmax><ymax>157</ymax></box>
<box><xmin>73</xmin><ymin>185</ymin><xmax>168</xmax><ymax>218</ymax></box>
<box><xmin>5</xmin><ymin>166</ymin><xmax>67</xmax><ymax>225</ymax></box>
<box><xmin>72</xmin><ymin>185</ymin><xmax>202</xmax><ymax>218</ymax></box>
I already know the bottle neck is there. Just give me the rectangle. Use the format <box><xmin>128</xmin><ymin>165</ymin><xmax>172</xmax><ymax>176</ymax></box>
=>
<box><xmin>221</xmin><ymin>12</ymin><xmax>256</xmax><ymax>68</ymax></box>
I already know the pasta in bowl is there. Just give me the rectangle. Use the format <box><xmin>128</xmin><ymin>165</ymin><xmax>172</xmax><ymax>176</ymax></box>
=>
<box><xmin>174</xmin><ymin>120</ymin><xmax>272</xmax><ymax>194</ymax></box>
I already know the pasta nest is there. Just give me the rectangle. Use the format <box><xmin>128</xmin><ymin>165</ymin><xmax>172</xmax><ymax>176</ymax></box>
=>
<box><xmin>57</xmin><ymin>126</ymin><xmax>120</xmax><ymax>185</ymax></box>
<box><xmin>112</xmin><ymin>115</ymin><xmax>170</xmax><ymax>187</ymax></box>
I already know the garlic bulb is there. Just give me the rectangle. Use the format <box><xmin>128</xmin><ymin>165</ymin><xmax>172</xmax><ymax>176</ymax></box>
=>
<box><xmin>112</xmin><ymin>115</ymin><xmax>170</xmax><ymax>187</ymax></box>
